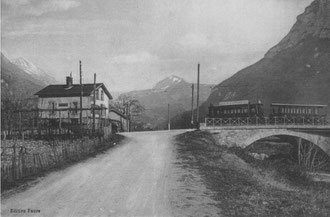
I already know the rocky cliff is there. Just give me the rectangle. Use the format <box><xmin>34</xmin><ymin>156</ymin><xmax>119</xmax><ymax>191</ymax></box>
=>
<box><xmin>266</xmin><ymin>0</ymin><xmax>330</xmax><ymax>58</ymax></box>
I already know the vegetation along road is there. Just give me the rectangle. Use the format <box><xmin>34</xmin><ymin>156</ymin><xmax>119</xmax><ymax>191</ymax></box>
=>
<box><xmin>1</xmin><ymin>130</ymin><xmax>221</xmax><ymax>217</ymax></box>
<box><xmin>3</xmin><ymin>130</ymin><xmax>329</xmax><ymax>216</ymax></box>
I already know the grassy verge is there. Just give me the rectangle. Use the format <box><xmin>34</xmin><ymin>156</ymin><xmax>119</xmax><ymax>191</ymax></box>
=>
<box><xmin>175</xmin><ymin>130</ymin><xmax>330</xmax><ymax>217</ymax></box>
<box><xmin>1</xmin><ymin>134</ymin><xmax>125</xmax><ymax>193</ymax></box>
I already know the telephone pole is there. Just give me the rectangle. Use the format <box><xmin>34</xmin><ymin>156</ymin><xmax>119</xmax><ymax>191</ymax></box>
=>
<box><xmin>79</xmin><ymin>61</ymin><xmax>83</xmax><ymax>127</ymax></box>
<box><xmin>191</xmin><ymin>84</ymin><xmax>194</xmax><ymax>127</ymax></box>
<box><xmin>196</xmin><ymin>63</ymin><xmax>200</xmax><ymax>130</ymax></box>
<box><xmin>168</xmin><ymin>104</ymin><xmax>171</xmax><ymax>131</ymax></box>
<box><xmin>93</xmin><ymin>73</ymin><xmax>96</xmax><ymax>134</ymax></box>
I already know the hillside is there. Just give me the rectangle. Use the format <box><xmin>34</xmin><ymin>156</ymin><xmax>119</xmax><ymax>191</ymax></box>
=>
<box><xmin>120</xmin><ymin>76</ymin><xmax>214</xmax><ymax>129</ymax></box>
<box><xmin>172</xmin><ymin>0</ymin><xmax>330</xmax><ymax>128</ymax></box>
<box><xmin>1</xmin><ymin>53</ymin><xmax>45</xmax><ymax>102</ymax></box>
<box><xmin>13</xmin><ymin>57</ymin><xmax>57</xmax><ymax>85</ymax></box>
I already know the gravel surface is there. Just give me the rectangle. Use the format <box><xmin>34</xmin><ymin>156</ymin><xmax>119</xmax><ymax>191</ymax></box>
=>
<box><xmin>1</xmin><ymin>130</ymin><xmax>220</xmax><ymax>217</ymax></box>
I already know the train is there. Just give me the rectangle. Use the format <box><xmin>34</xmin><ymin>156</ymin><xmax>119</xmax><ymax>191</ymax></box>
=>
<box><xmin>208</xmin><ymin>100</ymin><xmax>328</xmax><ymax>124</ymax></box>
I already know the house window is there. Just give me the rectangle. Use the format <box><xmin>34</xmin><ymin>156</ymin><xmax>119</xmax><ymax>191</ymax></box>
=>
<box><xmin>72</xmin><ymin>102</ymin><xmax>78</xmax><ymax>114</ymax></box>
<box><xmin>48</xmin><ymin>101</ymin><xmax>56</xmax><ymax>114</ymax></box>
<box><xmin>101</xmin><ymin>104</ymin><xmax>105</xmax><ymax>116</ymax></box>
<box><xmin>59</xmin><ymin>103</ymin><xmax>68</xmax><ymax>107</ymax></box>
<box><xmin>101</xmin><ymin>90</ymin><xmax>104</xmax><ymax>101</ymax></box>
<box><xmin>96</xmin><ymin>89</ymin><xmax>99</xmax><ymax>100</ymax></box>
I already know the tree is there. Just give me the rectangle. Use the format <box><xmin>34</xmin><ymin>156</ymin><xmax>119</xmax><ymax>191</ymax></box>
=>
<box><xmin>297</xmin><ymin>138</ymin><xmax>330</xmax><ymax>173</ymax></box>
<box><xmin>111</xmin><ymin>94</ymin><xmax>146</xmax><ymax>131</ymax></box>
<box><xmin>1</xmin><ymin>90</ymin><xmax>37</xmax><ymax>137</ymax></box>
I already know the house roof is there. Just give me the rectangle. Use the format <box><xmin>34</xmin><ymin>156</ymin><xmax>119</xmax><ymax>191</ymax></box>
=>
<box><xmin>109</xmin><ymin>108</ymin><xmax>127</xmax><ymax>119</ymax></box>
<box><xmin>35</xmin><ymin>83</ymin><xmax>112</xmax><ymax>99</ymax></box>
<box><xmin>271</xmin><ymin>103</ymin><xmax>327</xmax><ymax>108</ymax></box>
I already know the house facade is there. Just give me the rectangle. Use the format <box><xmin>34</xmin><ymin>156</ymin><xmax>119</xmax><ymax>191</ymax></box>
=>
<box><xmin>35</xmin><ymin>76</ymin><xmax>115</xmax><ymax>129</ymax></box>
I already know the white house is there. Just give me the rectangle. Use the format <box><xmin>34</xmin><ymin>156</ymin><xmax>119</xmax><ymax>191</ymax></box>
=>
<box><xmin>34</xmin><ymin>75</ymin><xmax>114</xmax><ymax>128</ymax></box>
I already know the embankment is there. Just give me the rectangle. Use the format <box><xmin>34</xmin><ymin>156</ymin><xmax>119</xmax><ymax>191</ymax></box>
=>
<box><xmin>175</xmin><ymin>130</ymin><xmax>330</xmax><ymax>217</ymax></box>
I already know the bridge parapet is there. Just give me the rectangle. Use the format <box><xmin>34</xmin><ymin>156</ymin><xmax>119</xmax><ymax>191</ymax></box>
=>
<box><xmin>203</xmin><ymin>117</ymin><xmax>330</xmax><ymax>130</ymax></box>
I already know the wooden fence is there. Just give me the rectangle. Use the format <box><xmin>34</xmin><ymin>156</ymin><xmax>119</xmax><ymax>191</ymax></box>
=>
<box><xmin>1</xmin><ymin>107</ymin><xmax>110</xmax><ymax>140</ymax></box>
<box><xmin>1</xmin><ymin>137</ymin><xmax>103</xmax><ymax>188</ymax></box>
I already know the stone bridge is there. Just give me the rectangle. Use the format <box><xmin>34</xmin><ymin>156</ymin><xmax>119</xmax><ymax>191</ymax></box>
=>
<box><xmin>204</xmin><ymin>126</ymin><xmax>330</xmax><ymax>156</ymax></box>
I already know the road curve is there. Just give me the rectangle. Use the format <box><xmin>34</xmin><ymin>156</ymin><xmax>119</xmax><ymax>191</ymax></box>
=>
<box><xmin>2</xmin><ymin>130</ymin><xmax>220</xmax><ymax>217</ymax></box>
<box><xmin>1</xmin><ymin>131</ymin><xmax>186</xmax><ymax>216</ymax></box>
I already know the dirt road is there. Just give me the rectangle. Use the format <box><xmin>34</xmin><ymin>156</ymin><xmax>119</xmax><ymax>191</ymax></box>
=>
<box><xmin>1</xmin><ymin>130</ymin><xmax>220</xmax><ymax>217</ymax></box>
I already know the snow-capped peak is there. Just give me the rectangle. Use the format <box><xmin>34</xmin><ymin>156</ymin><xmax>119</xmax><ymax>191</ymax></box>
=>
<box><xmin>153</xmin><ymin>75</ymin><xmax>186</xmax><ymax>90</ymax></box>
<box><xmin>13</xmin><ymin>57</ymin><xmax>40</xmax><ymax>75</ymax></box>
<box><xmin>169</xmin><ymin>75</ymin><xmax>183</xmax><ymax>83</ymax></box>
<box><xmin>12</xmin><ymin>57</ymin><xmax>58</xmax><ymax>85</ymax></box>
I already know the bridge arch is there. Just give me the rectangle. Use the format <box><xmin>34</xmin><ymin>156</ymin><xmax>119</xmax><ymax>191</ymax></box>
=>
<box><xmin>243</xmin><ymin>129</ymin><xmax>329</xmax><ymax>156</ymax></box>
<box><xmin>208</xmin><ymin>128</ymin><xmax>330</xmax><ymax>157</ymax></box>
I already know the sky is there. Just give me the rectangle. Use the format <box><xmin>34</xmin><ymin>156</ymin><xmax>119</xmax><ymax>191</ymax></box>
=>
<box><xmin>2</xmin><ymin>0</ymin><xmax>313</xmax><ymax>92</ymax></box>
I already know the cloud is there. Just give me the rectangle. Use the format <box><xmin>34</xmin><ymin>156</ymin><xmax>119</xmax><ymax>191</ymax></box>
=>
<box><xmin>178</xmin><ymin>33</ymin><xmax>212</xmax><ymax>49</ymax></box>
<box><xmin>2</xmin><ymin>19</ymin><xmax>133</xmax><ymax>39</ymax></box>
<box><xmin>3</xmin><ymin>0</ymin><xmax>81</xmax><ymax>16</ymax></box>
<box><xmin>28</xmin><ymin>0</ymin><xmax>81</xmax><ymax>16</ymax></box>
<box><xmin>2</xmin><ymin>0</ymin><xmax>31</xmax><ymax>7</ymax></box>
<box><xmin>110</xmin><ymin>52</ymin><xmax>159</xmax><ymax>64</ymax></box>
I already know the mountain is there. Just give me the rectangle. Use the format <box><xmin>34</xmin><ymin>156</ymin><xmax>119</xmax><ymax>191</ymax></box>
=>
<box><xmin>172</xmin><ymin>0</ymin><xmax>330</xmax><ymax>128</ymax></box>
<box><xmin>119</xmin><ymin>75</ymin><xmax>214</xmax><ymax>129</ymax></box>
<box><xmin>13</xmin><ymin>57</ymin><xmax>57</xmax><ymax>85</ymax></box>
<box><xmin>1</xmin><ymin>53</ymin><xmax>46</xmax><ymax>103</ymax></box>
<box><xmin>153</xmin><ymin>75</ymin><xmax>185</xmax><ymax>90</ymax></box>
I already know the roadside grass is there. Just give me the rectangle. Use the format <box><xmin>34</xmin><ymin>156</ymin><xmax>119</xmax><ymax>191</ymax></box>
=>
<box><xmin>175</xmin><ymin>130</ymin><xmax>330</xmax><ymax>217</ymax></box>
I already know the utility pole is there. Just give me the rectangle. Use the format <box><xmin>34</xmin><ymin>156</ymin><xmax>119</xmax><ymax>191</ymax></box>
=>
<box><xmin>93</xmin><ymin>73</ymin><xmax>96</xmax><ymax>134</ymax></box>
<box><xmin>191</xmin><ymin>84</ymin><xmax>194</xmax><ymax>127</ymax></box>
<box><xmin>196</xmin><ymin>63</ymin><xmax>200</xmax><ymax>130</ymax></box>
<box><xmin>126</xmin><ymin>103</ymin><xmax>130</xmax><ymax>132</ymax></box>
<box><xmin>168</xmin><ymin>103</ymin><xmax>171</xmax><ymax>131</ymax></box>
<box><xmin>79</xmin><ymin>61</ymin><xmax>83</xmax><ymax>128</ymax></box>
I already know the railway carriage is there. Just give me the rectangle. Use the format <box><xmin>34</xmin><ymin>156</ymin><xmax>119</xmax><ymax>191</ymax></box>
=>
<box><xmin>207</xmin><ymin>100</ymin><xmax>328</xmax><ymax>126</ymax></box>
<box><xmin>208</xmin><ymin>100</ymin><xmax>264</xmax><ymax>118</ymax></box>
<box><xmin>269</xmin><ymin>103</ymin><xmax>327</xmax><ymax>124</ymax></box>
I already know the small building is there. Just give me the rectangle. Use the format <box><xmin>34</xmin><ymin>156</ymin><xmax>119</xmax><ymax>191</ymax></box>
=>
<box><xmin>34</xmin><ymin>75</ymin><xmax>114</xmax><ymax>129</ymax></box>
<box><xmin>109</xmin><ymin>109</ymin><xmax>129</xmax><ymax>132</ymax></box>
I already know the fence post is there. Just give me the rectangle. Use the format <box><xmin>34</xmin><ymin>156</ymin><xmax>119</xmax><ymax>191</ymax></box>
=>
<box><xmin>19</xmin><ymin>112</ymin><xmax>22</xmax><ymax>139</ymax></box>
<box><xmin>12</xmin><ymin>143</ymin><xmax>17</xmax><ymax>180</ymax></box>
<box><xmin>21</xmin><ymin>147</ymin><xmax>26</xmax><ymax>178</ymax></box>
<box><xmin>37</xmin><ymin>153</ymin><xmax>43</xmax><ymax>171</ymax></box>
<box><xmin>59</xmin><ymin>111</ymin><xmax>62</xmax><ymax>135</ymax></box>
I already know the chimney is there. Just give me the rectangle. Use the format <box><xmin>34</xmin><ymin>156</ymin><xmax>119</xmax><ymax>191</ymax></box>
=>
<box><xmin>66</xmin><ymin>75</ymin><xmax>73</xmax><ymax>88</ymax></box>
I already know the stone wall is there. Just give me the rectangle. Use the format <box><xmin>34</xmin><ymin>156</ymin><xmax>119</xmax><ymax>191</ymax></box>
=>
<box><xmin>1</xmin><ymin>136</ymin><xmax>109</xmax><ymax>186</ymax></box>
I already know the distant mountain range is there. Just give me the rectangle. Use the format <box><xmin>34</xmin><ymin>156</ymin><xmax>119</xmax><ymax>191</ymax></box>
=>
<box><xmin>1</xmin><ymin>52</ymin><xmax>56</xmax><ymax>103</ymax></box>
<box><xmin>172</xmin><ymin>0</ymin><xmax>330</xmax><ymax>128</ymax></box>
<box><xmin>13</xmin><ymin>57</ymin><xmax>57</xmax><ymax>85</ymax></box>
<box><xmin>120</xmin><ymin>75</ymin><xmax>214</xmax><ymax>129</ymax></box>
